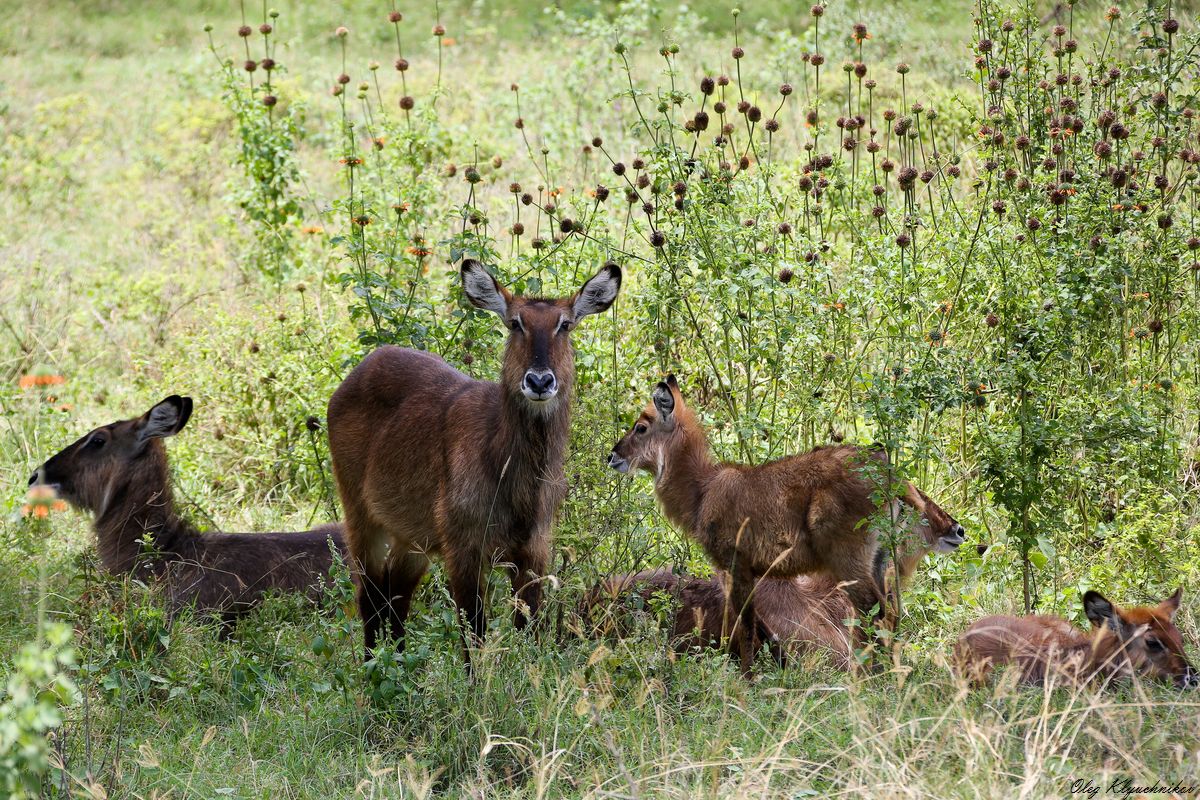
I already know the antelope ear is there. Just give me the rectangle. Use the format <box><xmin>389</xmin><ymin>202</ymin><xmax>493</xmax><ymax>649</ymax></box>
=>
<box><xmin>573</xmin><ymin>262</ymin><xmax>622</xmax><ymax>319</ymax></box>
<box><xmin>652</xmin><ymin>381</ymin><xmax>675</xmax><ymax>420</ymax></box>
<box><xmin>666</xmin><ymin>373</ymin><xmax>679</xmax><ymax>390</ymax></box>
<box><xmin>461</xmin><ymin>259</ymin><xmax>511</xmax><ymax>317</ymax></box>
<box><xmin>139</xmin><ymin>396</ymin><xmax>193</xmax><ymax>442</ymax></box>
<box><xmin>1084</xmin><ymin>590</ymin><xmax>1126</xmax><ymax>636</ymax></box>
<box><xmin>1160</xmin><ymin>588</ymin><xmax>1183</xmax><ymax>621</ymax></box>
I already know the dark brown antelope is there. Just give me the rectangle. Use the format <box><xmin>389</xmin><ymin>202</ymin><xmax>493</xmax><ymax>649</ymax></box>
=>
<box><xmin>607</xmin><ymin>374</ymin><xmax>964</xmax><ymax>675</ymax></box>
<box><xmin>956</xmin><ymin>589</ymin><xmax>1196</xmax><ymax>689</ymax></box>
<box><xmin>30</xmin><ymin>396</ymin><xmax>346</xmax><ymax>627</ymax></box>
<box><xmin>327</xmin><ymin>259</ymin><xmax>621</xmax><ymax>661</ymax></box>
<box><xmin>582</xmin><ymin>501</ymin><xmax>963</xmax><ymax>669</ymax></box>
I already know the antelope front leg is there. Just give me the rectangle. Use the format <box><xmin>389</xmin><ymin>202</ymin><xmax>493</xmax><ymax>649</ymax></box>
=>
<box><xmin>729</xmin><ymin>561</ymin><xmax>759</xmax><ymax>678</ymax></box>
<box><xmin>508</xmin><ymin>533</ymin><xmax>549</xmax><ymax>631</ymax></box>
<box><xmin>447</xmin><ymin>552</ymin><xmax>487</xmax><ymax>671</ymax></box>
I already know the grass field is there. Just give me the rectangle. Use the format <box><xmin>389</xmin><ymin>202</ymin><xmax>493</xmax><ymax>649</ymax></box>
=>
<box><xmin>3</xmin><ymin>0</ymin><xmax>1200</xmax><ymax>796</ymax></box>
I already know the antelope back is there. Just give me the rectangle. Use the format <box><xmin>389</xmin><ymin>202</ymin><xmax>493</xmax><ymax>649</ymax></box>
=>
<box><xmin>958</xmin><ymin>589</ymin><xmax>1196</xmax><ymax>689</ymax></box>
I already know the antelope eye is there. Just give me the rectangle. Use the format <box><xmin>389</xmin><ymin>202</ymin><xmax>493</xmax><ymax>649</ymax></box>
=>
<box><xmin>559</xmin><ymin>319</ymin><xmax>574</xmax><ymax>333</ymax></box>
<box><xmin>1146</xmin><ymin>637</ymin><xmax>1164</xmax><ymax>652</ymax></box>
<box><xmin>635</xmin><ymin>423</ymin><xmax>648</xmax><ymax>435</ymax></box>
<box><xmin>86</xmin><ymin>435</ymin><xmax>106</xmax><ymax>450</ymax></box>
<box><xmin>509</xmin><ymin>319</ymin><xmax>521</xmax><ymax>332</ymax></box>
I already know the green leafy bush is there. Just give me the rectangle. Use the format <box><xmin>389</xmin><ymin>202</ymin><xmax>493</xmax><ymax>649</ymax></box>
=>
<box><xmin>0</xmin><ymin>624</ymin><xmax>79</xmax><ymax>799</ymax></box>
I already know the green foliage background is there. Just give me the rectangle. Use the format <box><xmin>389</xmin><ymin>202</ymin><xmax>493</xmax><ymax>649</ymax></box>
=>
<box><xmin>1</xmin><ymin>0</ymin><xmax>1199</xmax><ymax>796</ymax></box>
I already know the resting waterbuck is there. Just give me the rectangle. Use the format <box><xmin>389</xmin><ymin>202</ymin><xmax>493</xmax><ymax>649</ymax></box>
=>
<box><xmin>30</xmin><ymin>396</ymin><xmax>346</xmax><ymax>626</ymax></box>
<box><xmin>608</xmin><ymin>374</ymin><xmax>964</xmax><ymax>674</ymax></box>
<box><xmin>956</xmin><ymin>589</ymin><xmax>1196</xmax><ymax>689</ymax></box>
<box><xmin>582</xmin><ymin>498</ymin><xmax>963</xmax><ymax>669</ymax></box>
<box><xmin>327</xmin><ymin>259</ymin><xmax>622</xmax><ymax>661</ymax></box>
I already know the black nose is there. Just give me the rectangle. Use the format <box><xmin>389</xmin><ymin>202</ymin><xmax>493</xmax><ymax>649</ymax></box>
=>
<box><xmin>525</xmin><ymin>371</ymin><xmax>556</xmax><ymax>395</ymax></box>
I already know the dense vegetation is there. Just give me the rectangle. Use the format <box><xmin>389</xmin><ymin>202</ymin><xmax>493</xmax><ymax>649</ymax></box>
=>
<box><xmin>2</xmin><ymin>0</ymin><xmax>1199</xmax><ymax>796</ymax></box>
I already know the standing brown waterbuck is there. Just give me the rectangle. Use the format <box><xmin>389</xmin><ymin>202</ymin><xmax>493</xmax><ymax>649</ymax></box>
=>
<box><xmin>30</xmin><ymin>396</ymin><xmax>346</xmax><ymax>626</ymax></box>
<box><xmin>327</xmin><ymin>259</ymin><xmax>621</xmax><ymax>661</ymax></box>
<box><xmin>608</xmin><ymin>374</ymin><xmax>965</xmax><ymax>675</ymax></box>
<box><xmin>581</xmin><ymin>493</ymin><xmax>964</xmax><ymax>670</ymax></box>
<box><xmin>956</xmin><ymin>589</ymin><xmax>1196</xmax><ymax>689</ymax></box>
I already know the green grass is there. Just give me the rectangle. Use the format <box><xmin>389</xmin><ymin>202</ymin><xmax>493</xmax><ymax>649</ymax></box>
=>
<box><xmin>3</xmin><ymin>0</ymin><xmax>1200</xmax><ymax>796</ymax></box>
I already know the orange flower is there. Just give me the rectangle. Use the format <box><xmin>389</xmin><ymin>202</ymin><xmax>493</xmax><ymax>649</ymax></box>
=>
<box><xmin>1112</xmin><ymin>204</ymin><xmax>1125</xmax><ymax>211</ymax></box>
<box><xmin>302</xmin><ymin>225</ymin><xmax>325</xmax><ymax>235</ymax></box>
<box><xmin>393</xmin><ymin>202</ymin><xmax>411</xmax><ymax>213</ymax></box>
<box><xmin>339</xmin><ymin>157</ymin><xmax>364</xmax><ymax>167</ymax></box>
<box><xmin>18</xmin><ymin>374</ymin><xmax>65</xmax><ymax>390</ymax></box>
<box><xmin>20</xmin><ymin>485</ymin><xmax>67</xmax><ymax>518</ymax></box>
<box><xmin>441</xmin><ymin>37</ymin><xmax>457</xmax><ymax>46</ymax></box>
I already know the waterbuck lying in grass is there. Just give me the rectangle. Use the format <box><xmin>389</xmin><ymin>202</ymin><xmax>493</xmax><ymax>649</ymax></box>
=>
<box><xmin>582</xmin><ymin>496</ymin><xmax>964</xmax><ymax>669</ymax></box>
<box><xmin>31</xmin><ymin>396</ymin><xmax>346</xmax><ymax>628</ymax></box>
<box><xmin>956</xmin><ymin>589</ymin><xmax>1196</xmax><ymax>689</ymax></box>
<box><xmin>327</xmin><ymin>260</ymin><xmax>621</xmax><ymax>663</ymax></box>
<box><xmin>608</xmin><ymin>375</ymin><xmax>964</xmax><ymax>675</ymax></box>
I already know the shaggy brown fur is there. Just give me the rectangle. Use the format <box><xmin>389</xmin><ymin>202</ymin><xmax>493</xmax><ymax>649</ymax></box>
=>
<box><xmin>608</xmin><ymin>375</ymin><xmax>964</xmax><ymax>675</ymax></box>
<box><xmin>31</xmin><ymin>396</ymin><xmax>346</xmax><ymax>627</ymax></box>
<box><xmin>581</xmin><ymin>569</ymin><xmax>850</xmax><ymax>668</ymax></box>
<box><xmin>327</xmin><ymin>260</ymin><xmax>621</xmax><ymax>662</ymax></box>
<box><xmin>581</xmin><ymin>502</ymin><xmax>961</xmax><ymax>670</ymax></box>
<box><xmin>956</xmin><ymin>590</ymin><xmax>1196</xmax><ymax>689</ymax></box>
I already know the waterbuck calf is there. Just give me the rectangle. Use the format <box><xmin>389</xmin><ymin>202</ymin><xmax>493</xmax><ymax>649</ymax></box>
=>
<box><xmin>30</xmin><ymin>396</ymin><xmax>346</xmax><ymax>626</ymax></box>
<box><xmin>956</xmin><ymin>590</ymin><xmax>1196</xmax><ymax>689</ymax></box>
<box><xmin>582</xmin><ymin>499</ymin><xmax>963</xmax><ymax>669</ymax></box>
<box><xmin>608</xmin><ymin>375</ymin><xmax>964</xmax><ymax>675</ymax></box>
<box><xmin>327</xmin><ymin>259</ymin><xmax>621</xmax><ymax>662</ymax></box>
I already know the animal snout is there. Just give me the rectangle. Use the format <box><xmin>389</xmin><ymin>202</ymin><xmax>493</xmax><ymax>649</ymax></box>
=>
<box><xmin>607</xmin><ymin>451</ymin><xmax>630</xmax><ymax>473</ymax></box>
<box><xmin>522</xmin><ymin>370</ymin><xmax>558</xmax><ymax>400</ymax></box>
<box><xmin>28</xmin><ymin>467</ymin><xmax>47</xmax><ymax>488</ymax></box>
<box><xmin>937</xmin><ymin>522</ymin><xmax>966</xmax><ymax>552</ymax></box>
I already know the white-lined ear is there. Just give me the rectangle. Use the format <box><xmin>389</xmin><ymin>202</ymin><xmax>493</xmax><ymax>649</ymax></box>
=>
<box><xmin>652</xmin><ymin>381</ymin><xmax>675</xmax><ymax>420</ymax></box>
<box><xmin>1161</xmin><ymin>588</ymin><xmax>1183</xmax><ymax>621</ymax></box>
<box><xmin>573</xmin><ymin>262</ymin><xmax>622</xmax><ymax>319</ymax></box>
<box><xmin>1084</xmin><ymin>590</ymin><xmax>1125</xmax><ymax>636</ymax></box>
<box><xmin>461</xmin><ymin>259</ymin><xmax>510</xmax><ymax>317</ymax></box>
<box><xmin>139</xmin><ymin>396</ymin><xmax>193</xmax><ymax>442</ymax></box>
